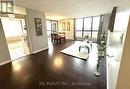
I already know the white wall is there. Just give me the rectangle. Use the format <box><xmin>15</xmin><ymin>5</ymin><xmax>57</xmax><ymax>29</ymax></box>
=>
<box><xmin>58</xmin><ymin>18</ymin><xmax>74</xmax><ymax>40</ymax></box>
<box><xmin>0</xmin><ymin>19</ymin><xmax>11</xmax><ymax>65</ymax></box>
<box><xmin>15</xmin><ymin>6</ymin><xmax>26</xmax><ymax>15</ymax></box>
<box><xmin>116</xmin><ymin>16</ymin><xmax>130</xmax><ymax>89</ymax></box>
<box><xmin>26</xmin><ymin>8</ymin><xmax>48</xmax><ymax>53</ymax></box>
<box><xmin>107</xmin><ymin>9</ymin><xmax>130</xmax><ymax>89</ymax></box>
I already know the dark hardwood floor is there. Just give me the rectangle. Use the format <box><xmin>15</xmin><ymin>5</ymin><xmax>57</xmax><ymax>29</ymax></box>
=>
<box><xmin>0</xmin><ymin>40</ymin><xmax>106</xmax><ymax>89</ymax></box>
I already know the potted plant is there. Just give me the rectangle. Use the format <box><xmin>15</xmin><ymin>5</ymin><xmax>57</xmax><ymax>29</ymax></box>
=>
<box><xmin>94</xmin><ymin>35</ymin><xmax>106</xmax><ymax>77</ymax></box>
<box><xmin>84</xmin><ymin>33</ymin><xmax>89</xmax><ymax>43</ymax></box>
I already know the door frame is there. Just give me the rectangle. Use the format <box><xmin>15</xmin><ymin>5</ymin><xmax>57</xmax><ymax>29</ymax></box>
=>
<box><xmin>0</xmin><ymin>15</ymin><xmax>33</xmax><ymax>61</ymax></box>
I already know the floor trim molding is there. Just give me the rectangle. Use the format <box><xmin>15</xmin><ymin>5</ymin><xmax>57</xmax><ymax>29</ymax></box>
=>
<box><xmin>32</xmin><ymin>47</ymin><xmax>49</xmax><ymax>54</ymax></box>
<box><xmin>0</xmin><ymin>60</ymin><xmax>11</xmax><ymax>66</ymax></box>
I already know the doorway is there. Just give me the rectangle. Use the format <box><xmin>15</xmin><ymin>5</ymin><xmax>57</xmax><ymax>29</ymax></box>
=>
<box><xmin>46</xmin><ymin>20</ymin><xmax>58</xmax><ymax>43</ymax></box>
<box><xmin>1</xmin><ymin>17</ymin><xmax>31</xmax><ymax>61</ymax></box>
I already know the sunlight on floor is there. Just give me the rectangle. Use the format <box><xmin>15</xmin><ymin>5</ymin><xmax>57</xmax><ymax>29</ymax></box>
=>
<box><xmin>8</xmin><ymin>41</ymin><xmax>30</xmax><ymax>61</ymax></box>
<box><xmin>54</xmin><ymin>56</ymin><xmax>63</xmax><ymax>69</ymax></box>
<box><xmin>48</xmin><ymin>38</ymin><xmax>54</xmax><ymax>55</ymax></box>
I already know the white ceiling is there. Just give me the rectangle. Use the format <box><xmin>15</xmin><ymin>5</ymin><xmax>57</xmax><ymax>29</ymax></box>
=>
<box><xmin>15</xmin><ymin>0</ymin><xmax>130</xmax><ymax>19</ymax></box>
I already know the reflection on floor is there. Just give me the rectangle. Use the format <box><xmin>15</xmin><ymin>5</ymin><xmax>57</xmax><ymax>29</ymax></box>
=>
<box><xmin>8</xmin><ymin>41</ymin><xmax>30</xmax><ymax>61</ymax></box>
<box><xmin>0</xmin><ymin>41</ymin><xmax>106</xmax><ymax>89</ymax></box>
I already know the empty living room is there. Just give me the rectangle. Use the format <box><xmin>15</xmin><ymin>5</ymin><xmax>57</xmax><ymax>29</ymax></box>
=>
<box><xmin>0</xmin><ymin>0</ymin><xmax>130</xmax><ymax>89</ymax></box>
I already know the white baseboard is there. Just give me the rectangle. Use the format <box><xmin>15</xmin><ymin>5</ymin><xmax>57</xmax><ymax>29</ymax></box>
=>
<box><xmin>0</xmin><ymin>60</ymin><xmax>11</xmax><ymax>66</ymax></box>
<box><xmin>32</xmin><ymin>47</ymin><xmax>49</xmax><ymax>54</ymax></box>
<box><xmin>0</xmin><ymin>47</ymin><xmax>48</xmax><ymax>66</ymax></box>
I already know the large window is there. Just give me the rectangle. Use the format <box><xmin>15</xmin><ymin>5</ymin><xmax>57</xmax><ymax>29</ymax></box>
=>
<box><xmin>84</xmin><ymin>18</ymin><xmax>92</xmax><ymax>37</ymax></box>
<box><xmin>75</xmin><ymin>18</ymin><xmax>83</xmax><ymax>38</ymax></box>
<box><xmin>92</xmin><ymin>16</ymin><xmax>100</xmax><ymax>40</ymax></box>
<box><xmin>46</xmin><ymin>20</ymin><xmax>51</xmax><ymax>38</ymax></box>
<box><xmin>75</xmin><ymin>16</ymin><xmax>101</xmax><ymax>42</ymax></box>
<box><xmin>46</xmin><ymin>20</ymin><xmax>58</xmax><ymax>38</ymax></box>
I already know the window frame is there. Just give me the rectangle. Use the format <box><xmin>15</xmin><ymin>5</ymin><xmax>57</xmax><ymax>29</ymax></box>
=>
<box><xmin>75</xmin><ymin>15</ymin><xmax>101</xmax><ymax>40</ymax></box>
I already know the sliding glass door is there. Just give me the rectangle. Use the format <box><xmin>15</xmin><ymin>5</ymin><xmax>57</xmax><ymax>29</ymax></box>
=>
<box><xmin>75</xmin><ymin>16</ymin><xmax>101</xmax><ymax>42</ymax></box>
